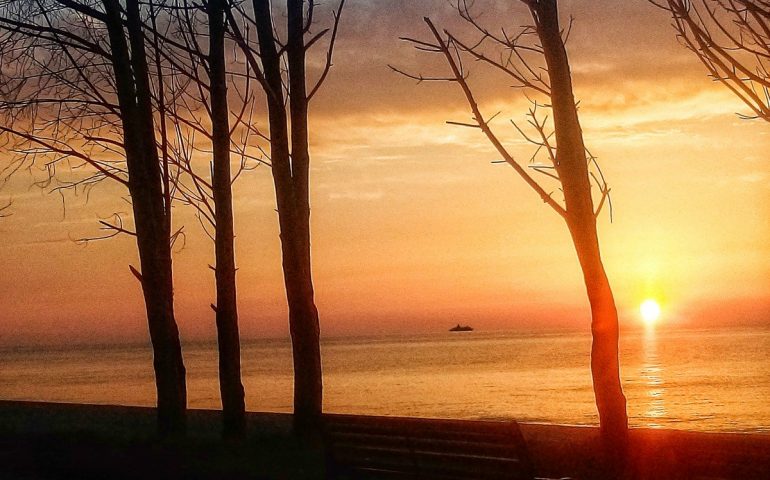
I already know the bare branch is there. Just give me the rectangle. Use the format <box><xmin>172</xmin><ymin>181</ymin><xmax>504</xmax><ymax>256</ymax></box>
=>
<box><xmin>308</xmin><ymin>0</ymin><xmax>346</xmax><ymax>100</ymax></box>
<box><xmin>415</xmin><ymin>16</ymin><xmax>567</xmax><ymax>218</ymax></box>
<box><xmin>653</xmin><ymin>0</ymin><xmax>770</xmax><ymax>122</ymax></box>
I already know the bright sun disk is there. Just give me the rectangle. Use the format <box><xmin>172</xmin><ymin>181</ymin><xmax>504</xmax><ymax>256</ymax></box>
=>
<box><xmin>640</xmin><ymin>299</ymin><xmax>661</xmax><ymax>325</ymax></box>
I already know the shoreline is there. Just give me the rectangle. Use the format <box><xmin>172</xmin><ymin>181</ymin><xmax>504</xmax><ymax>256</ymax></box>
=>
<box><xmin>1</xmin><ymin>401</ymin><xmax>769</xmax><ymax>479</ymax></box>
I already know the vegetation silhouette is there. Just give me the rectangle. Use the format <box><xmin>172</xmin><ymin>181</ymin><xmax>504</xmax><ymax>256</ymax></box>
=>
<box><xmin>395</xmin><ymin>0</ymin><xmax>629</xmax><ymax>473</ymax></box>
<box><xmin>0</xmin><ymin>0</ymin><xmax>188</xmax><ymax>436</ymax></box>
<box><xmin>653</xmin><ymin>0</ymin><xmax>769</xmax><ymax>124</ymax></box>
<box><xmin>225</xmin><ymin>0</ymin><xmax>346</xmax><ymax>436</ymax></box>
<box><xmin>0</xmin><ymin>0</ymin><xmax>345</xmax><ymax>438</ymax></box>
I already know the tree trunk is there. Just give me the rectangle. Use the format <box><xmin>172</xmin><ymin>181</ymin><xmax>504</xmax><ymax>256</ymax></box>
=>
<box><xmin>284</xmin><ymin>241</ymin><xmax>323</xmax><ymax>435</ymax></box>
<box><xmin>532</xmin><ymin>0</ymin><xmax>628</xmax><ymax>468</ymax></box>
<box><xmin>286</xmin><ymin>0</ymin><xmax>323</xmax><ymax>435</ymax></box>
<box><xmin>103</xmin><ymin>0</ymin><xmax>186</xmax><ymax>436</ymax></box>
<box><xmin>252</xmin><ymin>0</ymin><xmax>324</xmax><ymax>435</ymax></box>
<box><xmin>209</xmin><ymin>0</ymin><xmax>246</xmax><ymax>438</ymax></box>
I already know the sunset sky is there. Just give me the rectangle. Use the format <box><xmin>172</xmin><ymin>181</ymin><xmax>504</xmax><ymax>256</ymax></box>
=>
<box><xmin>1</xmin><ymin>0</ymin><xmax>769</xmax><ymax>345</ymax></box>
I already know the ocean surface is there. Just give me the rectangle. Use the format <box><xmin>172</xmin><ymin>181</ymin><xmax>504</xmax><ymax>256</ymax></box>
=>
<box><xmin>1</xmin><ymin>326</ymin><xmax>769</xmax><ymax>434</ymax></box>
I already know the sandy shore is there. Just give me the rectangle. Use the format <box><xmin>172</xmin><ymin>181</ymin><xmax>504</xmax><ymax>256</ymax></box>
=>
<box><xmin>520</xmin><ymin>421</ymin><xmax>770</xmax><ymax>479</ymax></box>
<box><xmin>0</xmin><ymin>401</ymin><xmax>768</xmax><ymax>479</ymax></box>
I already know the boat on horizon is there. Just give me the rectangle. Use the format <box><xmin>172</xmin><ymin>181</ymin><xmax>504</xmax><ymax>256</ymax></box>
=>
<box><xmin>449</xmin><ymin>324</ymin><xmax>473</xmax><ymax>332</ymax></box>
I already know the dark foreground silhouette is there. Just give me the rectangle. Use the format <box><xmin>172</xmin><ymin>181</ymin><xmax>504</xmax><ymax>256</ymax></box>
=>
<box><xmin>0</xmin><ymin>401</ymin><xmax>768</xmax><ymax>480</ymax></box>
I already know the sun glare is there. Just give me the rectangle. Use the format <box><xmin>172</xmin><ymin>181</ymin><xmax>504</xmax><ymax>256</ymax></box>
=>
<box><xmin>640</xmin><ymin>299</ymin><xmax>661</xmax><ymax>326</ymax></box>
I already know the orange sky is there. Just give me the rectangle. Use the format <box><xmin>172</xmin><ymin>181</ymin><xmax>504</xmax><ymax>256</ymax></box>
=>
<box><xmin>1</xmin><ymin>1</ymin><xmax>769</xmax><ymax>345</ymax></box>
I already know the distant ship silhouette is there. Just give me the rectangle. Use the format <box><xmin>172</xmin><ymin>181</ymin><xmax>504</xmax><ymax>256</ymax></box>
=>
<box><xmin>449</xmin><ymin>324</ymin><xmax>473</xmax><ymax>332</ymax></box>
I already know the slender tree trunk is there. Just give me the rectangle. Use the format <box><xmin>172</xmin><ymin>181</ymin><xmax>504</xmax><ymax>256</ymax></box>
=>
<box><xmin>286</xmin><ymin>0</ymin><xmax>323</xmax><ymax>435</ymax></box>
<box><xmin>209</xmin><ymin>0</ymin><xmax>246</xmax><ymax>438</ymax></box>
<box><xmin>252</xmin><ymin>0</ymin><xmax>323</xmax><ymax>435</ymax></box>
<box><xmin>285</xmin><ymin>248</ymin><xmax>323</xmax><ymax>435</ymax></box>
<box><xmin>532</xmin><ymin>0</ymin><xmax>628</xmax><ymax>469</ymax></box>
<box><xmin>103</xmin><ymin>0</ymin><xmax>186</xmax><ymax>436</ymax></box>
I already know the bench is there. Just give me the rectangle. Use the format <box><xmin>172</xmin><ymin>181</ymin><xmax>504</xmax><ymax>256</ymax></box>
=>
<box><xmin>322</xmin><ymin>413</ymin><xmax>538</xmax><ymax>480</ymax></box>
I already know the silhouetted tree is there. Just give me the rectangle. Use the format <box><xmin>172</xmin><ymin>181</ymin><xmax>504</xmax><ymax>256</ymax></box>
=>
<box><xmin>206</xmin><ymin>0</ymin><xmax>247</xmax><ymax>440</ymax></box>
<box><xmin>0</xmin><ymin>0</ymin><xmax>187</xmax><ymax>436</ymax></box>
<box><xmin>397</xmin><ymin>0</ymin><xmax>628</xmax><ymax>473</ymax></box>
<box><xmin>652</xmin><ymin>0</ymin><xmax>769</xmax><ymax>123</ymax></box>
<box><xmin>225</xmin><ymin>0</ymin><xmax>345</xmax><ymax>435</ymax></box>
<box><xmin>156</xmin><ymin>0</ymin><xmax>264</xmax><ymax>438</ymax></box>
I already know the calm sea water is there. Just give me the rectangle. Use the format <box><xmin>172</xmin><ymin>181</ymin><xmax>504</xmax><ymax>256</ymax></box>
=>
<box><xmin>1</xmin><ymin>326</ymin><xmax>769</xmax><ymax>433</ymax></box>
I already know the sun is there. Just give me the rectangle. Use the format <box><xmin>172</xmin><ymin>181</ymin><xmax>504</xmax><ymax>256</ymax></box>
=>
<box><xmin>640</xmin><ymin>299</ymin><xmax>661</xmax><ymax>326</ymax></box>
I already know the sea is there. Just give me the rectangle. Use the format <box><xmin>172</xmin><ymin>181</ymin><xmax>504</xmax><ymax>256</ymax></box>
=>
<box><xmin>1</xmin><ymin>326</ymin><xmax>769</xmax><ymax>434</ymax></box>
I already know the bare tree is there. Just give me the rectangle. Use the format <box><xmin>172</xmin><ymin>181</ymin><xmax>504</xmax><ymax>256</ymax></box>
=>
<box><xmin>206</xmin><ymin>0</ymin><xmax>247</xmax><ymax>440</ymax></box>
<box><xmin>224</xmin><ymin>0</ymin><xmax>344</xmax><ymax>435</ymax></box>
<box><xmin>397</xmin><ymin>0</ymin><xmax>628</xmax><ymax>471</ymax></box>
<box><xmin>0</xmin><ymin>0</ymin><xmax>187</xmax><ymax>436</ymax></box>
<box><xmin>652</xmin><ymin>0</ymin><xmax>769</xmax><ymax>123</ymax></box>
<box><xmin>156</xmin><ymin>0</ymin><xmax>265</xmax><ymax>438</ymax></box>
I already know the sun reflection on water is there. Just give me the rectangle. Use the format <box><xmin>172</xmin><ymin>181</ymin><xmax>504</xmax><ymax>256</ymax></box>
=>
<box><xmin>642</xmin><ymin>327</ymin><xmax>666</xmax><ymax>427</ymax></box>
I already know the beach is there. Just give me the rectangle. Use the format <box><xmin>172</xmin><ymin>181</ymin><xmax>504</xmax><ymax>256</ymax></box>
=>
<box><xmin>1</xmin><ymin>401</ymin><xmax>769</xmax><ymax>479</ymax></box>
